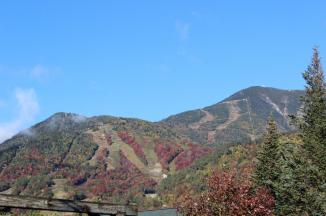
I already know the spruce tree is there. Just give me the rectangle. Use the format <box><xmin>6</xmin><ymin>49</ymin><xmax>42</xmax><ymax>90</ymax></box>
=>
<box><xmin>273</xmin><ymin>142</ymin><xmax>309</xmax><ymax>215</ymax></box>
<box><xmin>290</xmin><ymin>47</ymin><xmax>326</xmax><ymax>215</ymax></box>
<box><xmin>300</xmin><ymin>47</ymin><xmax>326</xmax><ymax>175</ymax></box>
<box><xmin>254</xmin><ymin>48</ymin><xmax>326</xmax><ymax>215</ymax></box>
<box><xmin>254</xmin><ymin>118</ymin><xmax>280</xmax><ymax>191</ymax></box>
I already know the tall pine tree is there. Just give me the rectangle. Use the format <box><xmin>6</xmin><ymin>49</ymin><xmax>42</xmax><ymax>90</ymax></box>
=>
<box><xmin>254</xmin><ymin>117</ymin><xmax>280</xmax><ymax>191</ymax></box>
<box><xmin>254</xmin><ymin>48</ymin><xmax>326</xmax><ymax>215</ymax></box>
<box><xmin>300</xmin><ymin>47</ymin><xmax>326</xmax><ymax>175</ymax></box>
<box><xmin>290</xmin><ymin>47</ymin><xmax>326</xmax><ymax>215</ymax></box>
<box><xmin>273</xmin><ymin>142</ymin><xmax>309</xmax><ymax>215</ymax></box>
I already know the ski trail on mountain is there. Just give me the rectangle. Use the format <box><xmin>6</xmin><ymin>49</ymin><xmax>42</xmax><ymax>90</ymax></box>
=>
<box><xmin>262</xmin><ymin>95</ymin><xmax>284</xmax><ymax>116</ymax></box>
<box><xmin>207</xmin><ymin>131</ymin><xmax>216</xmax><ymax>144</ymax></box>
<box><xmin>87</xmin><ymin>130</ymin><xmax>110</xmax><ymax>167</ymax></box>
<box><xmin>87</xmin><ymin>125</ymin><xmax>166</xmax><ymax>182</ymax></box>
<box><xmin>216</xmin><ymin>100</ymin><xmax>242</xmax><ymax>130</ymax></box>
<box><xmin>50</xmin><ymin>179</ymin><xmax>69</xmax><ymax>199</ymax></box>
<box><xmin>189</xmin><ymin>109</ymin><xmax>215</xmax><ymax>129</ymax></box>
<box><xmin>187</xmin><ymin>100</ymin><xmax>244</xmax><ymax>143</ymax></box>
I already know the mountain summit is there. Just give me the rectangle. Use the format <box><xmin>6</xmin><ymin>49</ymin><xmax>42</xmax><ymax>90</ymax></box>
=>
<box><xmin>162</xmin><ymin>86</ymin><xmax>304</xmax><ymax>145</ymax></box>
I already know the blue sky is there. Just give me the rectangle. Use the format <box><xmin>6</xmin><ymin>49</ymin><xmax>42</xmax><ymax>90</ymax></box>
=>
<box><xmin>0</xmin><ymin>0</ymin><xmax>325</xmax><ymax>141</ymax></box>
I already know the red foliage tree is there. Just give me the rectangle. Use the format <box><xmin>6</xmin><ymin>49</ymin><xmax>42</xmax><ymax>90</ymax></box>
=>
<box><xmin>118</xmin><ymin>131</ymin><xmax>147</xmax><ymax>164</ymax></box>
<box><xmin>178</xmin><ymin>170</ymin><xmax>275</xmax><ymax>216</ymax></box>
<box><xmin>85</xmin><ymin>151</ymin><xmax>156</xmax><ymax>198</ymax></box>
<box><xmin>174</xmin><ymin>143</ymin><xmax>212</xmax><ymax>170</ymax></box>
<box><xmin>27</xmin><ymin>148</ymin><xmax>44</xmax><ymax>161</ymax></box>
<box><xmin>0</xmin><ymin>148</ymin><xmax>46</xmax><ymax>182</ymax></box>
<box><xmin>154</xmin><ymin>140</ymin><xmax>183</xmax><ymax>169</ymax></box>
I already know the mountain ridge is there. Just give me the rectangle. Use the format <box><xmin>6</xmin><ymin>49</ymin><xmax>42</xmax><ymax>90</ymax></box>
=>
<box><xmin>0</xmin><ymin>86</ymin><xmax>304</xmax><ymax>207</ymax></box>
<box><xmin>0</xmin><ymin>86</ymin><xmax>303</xmax><ymax>146</ymax></box>
<box><xmin>0</xmin><ymin>86</ymin><xmax>304</xmax><ymax>148</ymax></box>
<box><xmin>162</xmin><ymin>86</ymin><xmax>304</xmax><ymax>145</ymax></box>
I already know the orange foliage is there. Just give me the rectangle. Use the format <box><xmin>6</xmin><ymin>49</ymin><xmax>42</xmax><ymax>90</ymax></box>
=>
<box><xmin>178</xmin><ymin>170</ymin><xmax>275</xmax><ymax>216</ymax></box>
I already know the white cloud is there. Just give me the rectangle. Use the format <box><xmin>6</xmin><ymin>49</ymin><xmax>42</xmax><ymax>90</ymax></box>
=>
<box><xmin>176</xmin><ymin>20</ymin><xmax>190</xmax><ymax>41</ymax></box>
<box><xmin>0</xmin><ymin>88</ymin><xmax>40</xmax><ymax>143</ymax></box>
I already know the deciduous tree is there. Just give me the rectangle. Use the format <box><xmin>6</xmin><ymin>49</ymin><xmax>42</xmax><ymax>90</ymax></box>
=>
<box><xmin>178</xmin><ymin>170</ymin><xmax>274</xmax><ymax>216</ymax></box>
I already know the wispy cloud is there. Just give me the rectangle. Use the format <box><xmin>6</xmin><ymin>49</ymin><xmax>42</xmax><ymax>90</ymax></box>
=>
<box><xmin>30</xmin><ymin>64</ymin><xmax>50</xmax><ymax>81</ymax></box>
<box><xmin>0</xmin><ymin>64</ymin><xmax>57</xmax><ymax>82</ymax></box>
<box><xmin>31</xmin><ymin>64</ymin><xmax>48</xmax><ymax>77</ymax></box>
<box><xmin>176</xmin><ymin>20</ymin><xmax>190</xmax><ymax>41</ymax></box>
<box><xmin>0</xmin><ymin>88</ymin><xmax>40</xmax><ymax>143</ymax></box>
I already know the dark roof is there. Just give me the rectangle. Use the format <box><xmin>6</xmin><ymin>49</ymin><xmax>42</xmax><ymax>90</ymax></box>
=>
<box><xmin>139</xmin><ymin>208</ymin><xmax>181</xmax><ymax>216</ymax></box>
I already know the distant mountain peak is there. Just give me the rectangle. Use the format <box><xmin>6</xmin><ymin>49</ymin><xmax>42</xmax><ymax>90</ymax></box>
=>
<box><xmin>163</xmin><ymin>86</ymin><xmax>304</xmax><ymax>145</ymax></box>
<box><xmin>49</xmin><ymin>112</ymin><xmax>87</xmax><ymax>120</ymax></box>
<box><xmin>44</xmin><ymin>112</ymin><xmax>88</xmax><ymax>125</ymax></box>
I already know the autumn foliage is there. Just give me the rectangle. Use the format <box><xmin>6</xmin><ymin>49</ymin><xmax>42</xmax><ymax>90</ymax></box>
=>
<box><xmin>154</xmin><ymin>140</ymin><xmax>182</xmax><ymax>169</ymax></box>
<box><xmin>178</xmin><ymin>170</ymin><xmax>275</xmax><ymax>216</ymax></box>
<box><xmin>95</xmin><ymin>147</ymin><xmax>109</xmax><ymax>163</ymax></box>
<box><xmin>118</xmin><ymin>131</ymin><xmax>148</xmax><ymax>164</ymax></box>
<box><xmin>0</xmin><ymin>148</ymin><xmax>46</xmax><ymax>182</ymax></box>
<box><xmin>174</xmin><ymin>143</ymin><xmax>212</xmax><ymax>170</ymax></box>
<box><xmin>85</xmin><ymin>151</ymin><xmax>156</xmax><ymax>198</ymax></box>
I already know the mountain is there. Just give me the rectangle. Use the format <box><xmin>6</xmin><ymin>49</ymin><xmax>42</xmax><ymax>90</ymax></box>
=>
<box><xmin>0</xmin><ymin>113</ymin><xmax>211</xmax><ymax>206</ymax></box>
<box><xmin>0</xmin><ymin>86</ymin><xmax>304</xmax><ymax>209</ymax></box>
<box><xmin>162</xmin><ymin>86</ymin><xmax>304</xmax><ymax>145</ymax></box>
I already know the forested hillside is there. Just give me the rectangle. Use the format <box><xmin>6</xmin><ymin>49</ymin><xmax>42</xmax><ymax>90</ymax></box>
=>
<box><xmin>0</xmin><ymin>85</ymin><xmax>307</xmax><ymax>212</ymax></box>
<box><xmin>162</xmin><ymin>86</ymin><xmax>303</xmax><ymax>145</ymax></box>
<box><xmin>0</xmin><ymin>113</ymin><xmax>211</xmax><ymax>208</ymax></box>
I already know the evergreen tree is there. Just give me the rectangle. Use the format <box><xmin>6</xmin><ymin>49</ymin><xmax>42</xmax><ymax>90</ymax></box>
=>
<box><xmin>289</xmin><ymin>47</ymin><xmax>326</xmax><ymax>215</ymax></box>
<box><xmin>254</xmin><ymin>118</ymin><xmax>280</xmax><ymax>191</ymax></box>
<box><xmin>299</xmin><ymin>47</ymin><xmax>326</xmax><ymax>176</ymax></box>
<box><xmin>273</xmin><ymin>142</ymin><xmax>309</xmax><ymax>215</ymax></box>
